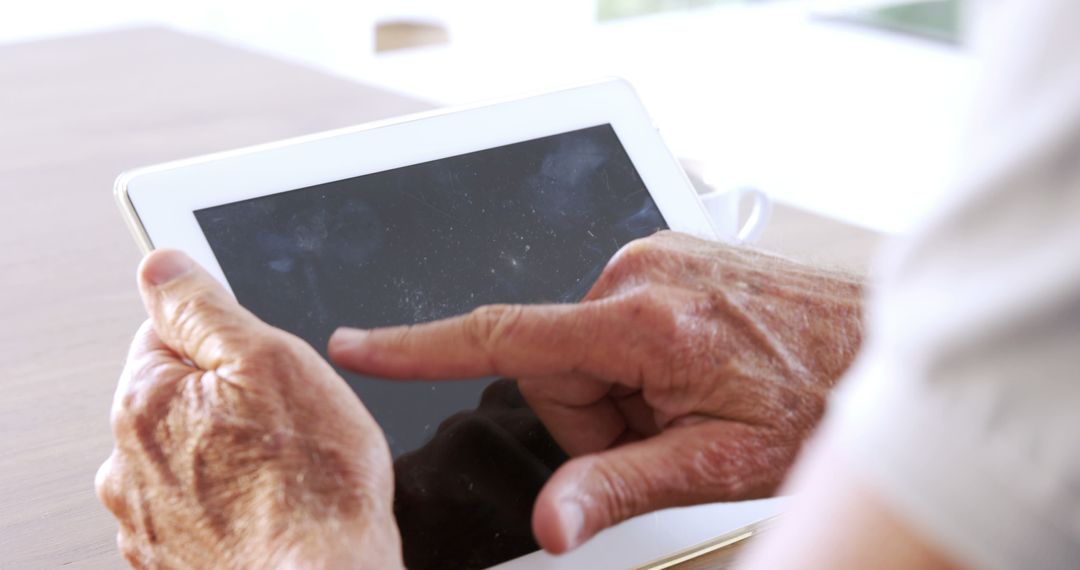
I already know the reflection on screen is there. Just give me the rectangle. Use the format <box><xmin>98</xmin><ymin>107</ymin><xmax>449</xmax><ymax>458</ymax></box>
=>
<box><xmin>195</xmin><ymin>124</ymin><xmax>667</xmax><ymax>568</ymax></box>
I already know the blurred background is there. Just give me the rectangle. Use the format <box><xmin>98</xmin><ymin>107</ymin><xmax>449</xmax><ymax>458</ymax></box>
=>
<box><xmin>1</xmin><ymin>4</ymin><xmax>975</xmax><ymax>567</ymax></box>
<box><xmin>3</xmin><ymin>0</ymin><xmax>972</xmax><ymax>235</ymax></box>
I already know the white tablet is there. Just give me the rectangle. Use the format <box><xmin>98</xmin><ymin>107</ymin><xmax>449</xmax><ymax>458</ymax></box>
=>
<box><xmin>115</xmin><ymin>78</ymin><xmax>784</xmax><ymax>569</ymax></box>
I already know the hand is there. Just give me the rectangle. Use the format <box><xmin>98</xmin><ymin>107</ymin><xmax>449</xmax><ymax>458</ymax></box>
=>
<box><xmin>328</xmin><ymin>231</ymin><xmax>863</xmax><ymax>553</ymax></box>
<box><xmin>95</xmin><ymin>251</ymin><xmax>402</xmax><ymax>569</ymax></box>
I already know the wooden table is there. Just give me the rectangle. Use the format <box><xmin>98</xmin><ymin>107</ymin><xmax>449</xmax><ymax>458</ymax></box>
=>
<box><xmin>0</xmin><ymin>28</ymin><xmax>883</xmax><ymax>569</ymax></box>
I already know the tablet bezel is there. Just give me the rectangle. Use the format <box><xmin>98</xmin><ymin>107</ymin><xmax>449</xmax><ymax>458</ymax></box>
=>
<box><xmin>116</xmin><ymin>78</ymin><xmax>718</xmax><ymax>295</ymax></box>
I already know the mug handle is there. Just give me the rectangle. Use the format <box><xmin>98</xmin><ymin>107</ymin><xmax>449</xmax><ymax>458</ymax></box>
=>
<box><xmin>735</xmin><ymin>186</ymin><xmax>772</xmax><ymax>243</ymax></box>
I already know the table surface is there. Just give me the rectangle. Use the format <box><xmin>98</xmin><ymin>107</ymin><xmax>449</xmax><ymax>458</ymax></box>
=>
<box><xmin>0</xmin><ymin>28</ymin><xmax>883</xmax><ymax>569</ymax></box>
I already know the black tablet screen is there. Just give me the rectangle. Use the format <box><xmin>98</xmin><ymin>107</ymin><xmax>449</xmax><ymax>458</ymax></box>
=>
<box><xmin>194</xmin><ymin>123</ymin><xmax>667</xmax><ymax>568</ymax></box>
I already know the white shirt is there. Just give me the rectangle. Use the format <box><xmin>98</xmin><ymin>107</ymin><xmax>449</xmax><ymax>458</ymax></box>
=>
<box><xmin>826</xmin><ymin>1</ymin><xmax>1080</xmax><ymax>569</ymax></box>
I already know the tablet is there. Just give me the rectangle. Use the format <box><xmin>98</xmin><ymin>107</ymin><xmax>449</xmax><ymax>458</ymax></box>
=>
<box><xmin>115</xmin><ymin>79</ymin><xmax>785</xmax><ymax>569</ymax></box>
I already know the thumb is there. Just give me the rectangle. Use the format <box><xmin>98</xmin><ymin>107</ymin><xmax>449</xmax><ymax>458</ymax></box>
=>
<box><xmin>531</xmin><ymin>421</ymin><xmax>781</xmax><ymax>553</ymax></box>
<box><xmin>137</xmin><ymin>249</ymin><xmax>267</xmax><ymax>370</ymax></box>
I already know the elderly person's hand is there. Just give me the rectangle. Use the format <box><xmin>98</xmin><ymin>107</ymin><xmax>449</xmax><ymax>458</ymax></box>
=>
<box><xmin>329</xmin><ymin>231</ymin><xmax>864</xmax><ymax>554</ymax></box>
<box><xmin>95</xmin><ymin>250</ymin><xmax>402</xmax><ymax>569</ymax></box>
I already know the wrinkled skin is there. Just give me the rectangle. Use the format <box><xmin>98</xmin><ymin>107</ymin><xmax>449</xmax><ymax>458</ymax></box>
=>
<box><xmin>330</xmin><ymin>231</ymin><xmax>864</xmax><ymax>553</ymax></box>
<box><xmin>95</xmin><ymin>251</ymin><xmax>402</xmax><ymax>569</ymax></box>
<box><xmin>97</xmin><ymin>230</ymin><xmax>864</xmax><ymax>567</ymax></box>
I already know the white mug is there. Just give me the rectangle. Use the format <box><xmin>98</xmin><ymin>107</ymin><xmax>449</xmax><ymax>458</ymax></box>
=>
<box><xmin>700</xmin><ymin>186</ymin><xmax>772</xmax><ymax>243</ymax></box>
<box><xmin>680</xmin><ymin>158</ymin><xmax>772</xmax><ymax>243</ymax></box>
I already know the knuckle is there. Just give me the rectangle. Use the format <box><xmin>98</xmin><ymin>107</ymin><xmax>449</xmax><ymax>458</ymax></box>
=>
<box><xmin>99</xmin><ymin>486</ymin><xmax>127</xmax><ymax>519</ymax></box>
<box><xmin>110</xmin><ymin>381</ymin><xmax>142</xmax><ymax>435</ymax></box>
<box><xmin>96</xmin><ymin>456</ymin><xmax>132</xmax><ymax>520</ymax></box>
<box><xmin>607</xmin><ymin>237</ymin><xmax>660</xmax><ymax>274</ymax></box>
<box><xmin>466</xmin><ymin>304</ymin><xmax>523</xmax><ymax>351</ymax></box>
<box><xmin>616</xmin><ymin>286</ymin><xmax>690</xmax><ymax>387</ymax></box>
<box><xmin>111</xmin><ymin>357</ymin><xmax>180</xmax><ymax>434</ymax></box>
<box><xmin>94</xmin><ymin>461</ymin><xmax>117</xmax><ymax>503</ymax></box>
<box><xmin>110</xmin><ymin>393</ymin><xmax>136</xmax><ymax>436</ymax></box>
<box><xmin>383</xmin><ymin>324</ymin><xmax>418</xmax><ymax>355</ymax></box>
<box><xmin>649</xmin><ymin>229</ymin><xmax>681</xmax><ymax>248</ymax></box>
<box><xmin>593</xmin><ymin>234</ymin><xmax>681</xmax><ymax>300</ymax></box>
<box><xmin>622</xmin><ymin>286</ymin><xmax>681</xmax><ymax>335</ymax></box>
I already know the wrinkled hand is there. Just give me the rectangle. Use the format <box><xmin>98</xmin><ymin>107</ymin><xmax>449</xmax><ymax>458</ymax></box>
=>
<box><xmin>329</xmin><ymin>231</ymin><xmax>863</xmax><ymax>553</ymax></box>
<box><xmin>96</xmin><ymin>251</ymin><xmax>401</xmax><ymax>569</ymax></box>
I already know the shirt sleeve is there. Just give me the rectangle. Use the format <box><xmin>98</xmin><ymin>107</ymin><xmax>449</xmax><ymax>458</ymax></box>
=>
<box><xmin>822</xmin><ymin>1</ymin><xmax>1080</xmax><ymax>569</ymax></box>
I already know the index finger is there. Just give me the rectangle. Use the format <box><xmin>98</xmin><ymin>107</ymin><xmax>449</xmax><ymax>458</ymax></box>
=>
<box><xmin>328</xmin><ymin>298</ymin><xmax>644</xmax><ymax>382</ymax></box>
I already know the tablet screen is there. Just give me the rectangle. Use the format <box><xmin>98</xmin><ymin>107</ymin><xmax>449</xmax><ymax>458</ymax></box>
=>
<box><xmin>194</xmin><ymin>123</ymin><xmax>667</xmax><ymax>568</ymax></box>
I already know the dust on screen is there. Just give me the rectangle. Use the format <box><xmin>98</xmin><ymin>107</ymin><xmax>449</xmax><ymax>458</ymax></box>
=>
<box><xmin>194</xmin><ymin>123</ymin><xmax>667</xmax><ymax>568</ymax></box>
